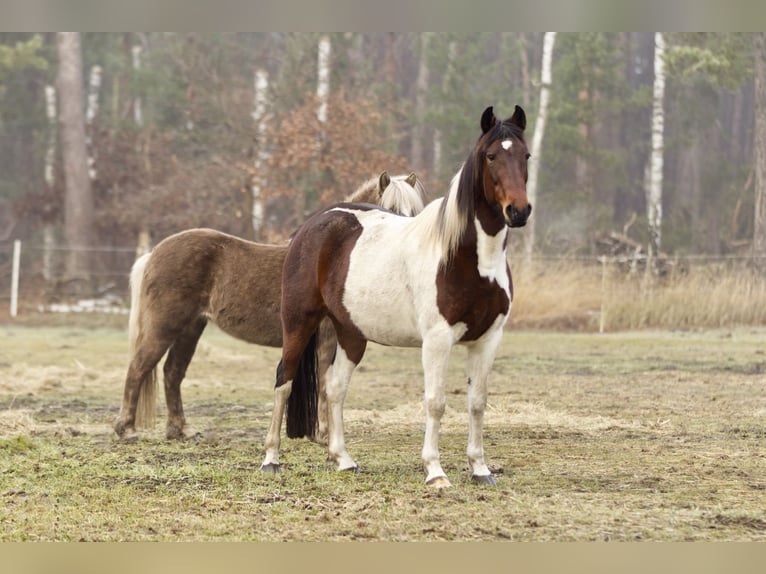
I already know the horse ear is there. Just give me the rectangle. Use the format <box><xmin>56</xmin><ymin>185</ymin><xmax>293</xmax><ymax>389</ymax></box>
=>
<box><xmin>509</xmin><ymin>105</ymin><xmax>526</xmax><ymax>131</ymax></box>
<box><xmin>481</xmin><ymin>106</ymin><xmax>496</xmax><ymax>134</ymax></box>
<box><xmin>378</xmin><ymin>171</ymin><xmax>391</xmax><ymax>196</ymax></box>
<box><xmin>405</xmin><ymin>172</ymin><xmax>417</xmax><ymax>187</ymax></box>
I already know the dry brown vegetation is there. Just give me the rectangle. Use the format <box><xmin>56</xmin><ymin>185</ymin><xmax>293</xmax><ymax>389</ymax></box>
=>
<box><xmin>1</xmin><ymin>316</ymin><xmax>765</xmax><ymax>541</ymax></box>
<box><xmin>509</xmin><ymin>258</ymin><xmax>766</xmax><ymax>331</ymax></box>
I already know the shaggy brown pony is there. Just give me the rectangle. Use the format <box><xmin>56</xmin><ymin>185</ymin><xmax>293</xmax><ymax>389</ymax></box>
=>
<box><xmin>113</xmin><ymin>172</ymin><xmax>426</xmax><ymax>443</ymax></box>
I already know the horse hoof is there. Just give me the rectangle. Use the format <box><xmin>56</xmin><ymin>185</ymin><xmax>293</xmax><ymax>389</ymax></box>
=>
<box><xmin>426</xmin><ymin>476</ymin><xmax>452</xmax><ymax>489</ymax></box>
<box><xmin>471</xmin><ymin>474</ymin><xmax>497</xmax><ymax>486</ymax></box>
<box><xmin>118</xmin><ymin>432</ymin><xmax>139</xmax><ymax>443</ymax></box>
<box><xmin>260</xmin><ymin>463</ymin><xmax>282</xmax><ymax>474</ymax></box>
<box><xmin>339</xmin><ymin>465</ymin><xmax>359</xmax><ymax>475</ymax></box>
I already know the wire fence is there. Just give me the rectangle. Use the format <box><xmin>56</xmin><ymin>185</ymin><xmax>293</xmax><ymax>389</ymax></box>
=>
<box><xmin>2</xmin><ymin>240</ymin><xmax>766</xmax><ymax>330</ymax></box>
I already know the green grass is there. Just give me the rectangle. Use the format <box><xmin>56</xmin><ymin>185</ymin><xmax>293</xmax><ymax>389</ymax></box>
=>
<box><xmin>1</xmin><ymin>323</ymin><xmax>766</xmax><ymax>540</ymax></box>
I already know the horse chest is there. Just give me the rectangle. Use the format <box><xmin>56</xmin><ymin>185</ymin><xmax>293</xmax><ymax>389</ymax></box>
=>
<box><xmin>437</xmin><ymin>224</ymin><xmax>511</xmax><ymax>341</ymax></box>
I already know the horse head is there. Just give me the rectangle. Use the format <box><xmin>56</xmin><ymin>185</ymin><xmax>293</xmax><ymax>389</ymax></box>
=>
<box><xmin>478</xmin><ymin>105</ymin><xmax>532</xmax><ymax>228</ymax></box>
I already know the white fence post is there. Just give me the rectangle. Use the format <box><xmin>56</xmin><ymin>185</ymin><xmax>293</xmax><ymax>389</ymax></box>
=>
<box><xmin>11</xmin><ymin>239</ymin><xmax>20</xmax><ymax>317</ymax></box>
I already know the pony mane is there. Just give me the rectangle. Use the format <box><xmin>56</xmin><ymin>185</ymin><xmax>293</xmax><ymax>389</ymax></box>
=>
<box><xmin>346</xmin><ymin>173</ymin><xmax>427</xmax><ymax>217</ymax></box>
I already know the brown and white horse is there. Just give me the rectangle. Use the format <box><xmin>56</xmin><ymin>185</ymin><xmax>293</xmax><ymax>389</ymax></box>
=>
<box><xmin>261</xmin><ymin>106</ymin><xmax>531</xmax><ymax>487</ymax></box>
<box><xmin>113</xmin><ymin>172</ymin><xmax>426</xmax><ymax>442</ymax></box>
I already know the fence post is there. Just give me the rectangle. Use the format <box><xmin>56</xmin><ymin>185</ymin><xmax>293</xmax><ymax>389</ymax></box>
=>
<box><xmin>11</xmin><ymin>239</ymin><xmax>21</xmax><ymax>317</ymax></box>
<box><xmin>599</xmin><ymin>255</ymin><xmax>607</xmax><ymax>334</ymax></box>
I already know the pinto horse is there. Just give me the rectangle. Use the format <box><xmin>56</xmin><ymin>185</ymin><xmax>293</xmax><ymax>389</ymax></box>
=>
<box><xmin>113</xmin><ymin>172</ymin><xmax>426</xmax><ymax>442</ymax></box>
<box><xmin>261</xmin><ymin>106</ymin><xmax>531</xmax><ymax>487</ymax></box>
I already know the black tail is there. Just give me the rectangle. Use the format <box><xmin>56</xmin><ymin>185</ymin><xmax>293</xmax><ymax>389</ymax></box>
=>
<box><xmin>283</xmin><ymin>330</ymin><xmax>319</xmax><ymax>439</ymax></box>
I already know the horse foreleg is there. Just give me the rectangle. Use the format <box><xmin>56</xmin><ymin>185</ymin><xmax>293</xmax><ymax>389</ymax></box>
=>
<box><xmin>325</xmin><ymin>345</ymin><xmax>362</xmax><ymax>472</ymax></box>
<box><xmin>421</xmin><ymin>330</ymin><xmax>454</xmax><ymax>488</ymax></box>
<box><xmin>464</xmin><ymin>325</ymin><xmax>504</xmax><ymax>486</ymax></box>
<box><xmin>163</xmin><ymin>317</ymin><xmax>206</xmax><ymax>440</ymax></box>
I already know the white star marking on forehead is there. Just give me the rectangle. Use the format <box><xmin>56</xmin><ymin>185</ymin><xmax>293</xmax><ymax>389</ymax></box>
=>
<box><xmin>501</xmin><ymin>140</ymin><xmax>512</xmax><ymax>150</ymax></box>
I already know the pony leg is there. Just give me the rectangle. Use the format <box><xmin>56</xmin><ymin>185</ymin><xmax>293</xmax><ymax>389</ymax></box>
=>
<box><xmin>325</xmin><ymin>343</ymin><xmax>364</xmax><ymax>472</ymax></box>
<box><xmin>420</xmin><ymin>329</ymin><xmax>454</xmax><ymax>488</ymax></box>
<box><xmin>464</xmin><ymin>326</ymin><xmax>504</xmax><ymax>486</ymax></box>
<box><xmin>162</xmin><ymin>317</ymin><xmax>207</xmax><ymax>440</ymax></box>
<box><xmin>114</xmin><ymin>341</ymin><xmax>170</xmax><ymax>440</ymax></box>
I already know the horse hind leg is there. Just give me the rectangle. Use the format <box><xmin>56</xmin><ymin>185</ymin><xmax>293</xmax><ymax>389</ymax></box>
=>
<box><xmin>162</xmin><ymin>316</ymin><xmax>207</xmax><ymax>440</ymax></box>
<box><xmin>261</xmin><ymin>317</ymin><xmax>323</xmax><ymax>473</ymax></box>
<box><xmin>114</xmin><ymin>340</ymin><xmax>171</xmax><ymax>441</ymax></box>
<box><xmin>323</xmin><ymin>326</ymin><xmax>367</xmax><ymax>473</ymax></box>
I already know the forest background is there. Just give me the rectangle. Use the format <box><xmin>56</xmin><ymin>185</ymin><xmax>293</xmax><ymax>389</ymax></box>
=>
<box><xmin>1</xmin><ymin>32</ymin><xmax>766</xmax><ymax>329</ymax></box>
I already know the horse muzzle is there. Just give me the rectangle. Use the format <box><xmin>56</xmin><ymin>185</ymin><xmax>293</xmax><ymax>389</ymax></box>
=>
<box><xmin>504</xmin><ymin>203</ymin><xmax>532</xmax><ymax>228</ymax></box>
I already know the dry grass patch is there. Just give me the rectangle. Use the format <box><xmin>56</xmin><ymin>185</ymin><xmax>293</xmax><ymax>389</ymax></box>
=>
<box><xmin>510</xmin><ymin>258</ymin><xmax>766</xmax><ymax>331</ymax></box>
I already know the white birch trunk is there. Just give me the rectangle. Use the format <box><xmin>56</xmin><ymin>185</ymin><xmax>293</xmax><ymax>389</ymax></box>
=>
<box><xmin>43</xmin><ymin>84</ymin><xmax>57</xmax><ymax>281</ymax></box>
<box><xmin>317</xmin><ymin>36</ymin><xmax>331</xmax><ymax>125</ymax></box>
<box><xmin>85</xmin><ymin>65</ymin><xmax>101</xmax><ymax>180</ymax></box>
<box><xmin>646</xmin><ymin>32</ymin><xmax>665</xmax><ymax>261</ymax></box>
<box><xmin>131</xmin><ymin>42</ymin><xmax>150</xmax><ymax>253</ymax></box>
<box><xmin>524</xmin><ymin>31</ymin><xmax>556</xmax><ymax>260</ymax></box>
<box><xmin>132</xmin><ymin>44</ymin><xmax>143</xmax><ymax>127</ymax></box>
<box><xmin>251</xmin><ymin>68</ymin><xmax>269</xmax><ymax>240</ymax></box>
<box><xmin>412</xmin><ymin>33</ymin><xmax>431</xmax><ymax>173</ymax></box>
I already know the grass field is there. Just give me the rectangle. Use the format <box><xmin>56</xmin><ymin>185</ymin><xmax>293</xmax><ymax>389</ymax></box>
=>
<box><xmin>1</xmin><ymin>320</ymin><xmax>766</xmax><ymax>541</ymax></box>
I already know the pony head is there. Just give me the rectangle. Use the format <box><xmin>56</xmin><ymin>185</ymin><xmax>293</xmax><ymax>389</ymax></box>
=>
<box><xmin>477</xmin><ymin>105</ymin><xmax>532</xmax><ymax>228</ymax></box>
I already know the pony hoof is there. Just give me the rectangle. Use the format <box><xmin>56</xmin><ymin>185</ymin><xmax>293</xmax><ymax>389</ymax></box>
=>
<box><xmin>339</xmin><ymin>465</ymin><xmax>359</xmax><ymax>474</ymax></box>
<box><xmin>260</xmin><ymin>463</ymin><xmax>282</xmax><ymax>474</ymax></box>
<box><xmin>426</xmin><ymin>476</ymin><xmax>452</xmax><ymax>489</ymax></box>
<box><xmin>471</xmin><ymin>474</ymin><xmax>497</xmax><ymax>486</ymax></box>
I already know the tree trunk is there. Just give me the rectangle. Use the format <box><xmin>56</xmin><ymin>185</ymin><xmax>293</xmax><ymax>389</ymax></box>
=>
<box><xmin>43</xmin><ymin>84</ymin><xmax>57</xmax><ymax>282</ymax></box>
<box><xmin>411</xmin><ymin>33</ymin><xmax>431</xmax><ymax>173</ymax></box>
<box><xmin>646</xmin><ymin>32</ymin><xmax>665</xmax><ymax>264</ymax></box>
<box><xmin>251</xmin><ymin>68</ymin><xmax>269</xmax><ymax>241</ymax></box>
<box><xmin>524</xmin><ymin>31</ymin><xmax>556</xmax><ymax>260</ymax></box>
<box><xmin>85</xmin><ymin>64</ymin><xmax>102</xmax><ymax>180</ymax></box>
<box><xmin>57</xmin><ymin>32</ymin><xmax>93</xmax><ymax>280</ymax></box>
<box><xmin>753</xmin><ymin>33</ymin><xmax>766</xmax><ymax>260</ymax></box>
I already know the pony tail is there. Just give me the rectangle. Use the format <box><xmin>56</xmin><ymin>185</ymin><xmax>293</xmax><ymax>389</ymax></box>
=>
<box><xmin>285</xmin><ymin>330</ymin><xmax>319</xmax><ymax>439</ymax></box>
<box><xmin>130</xmin><ymin>253</ymin><xmax>158</xmax><ymax>429</ymax></box>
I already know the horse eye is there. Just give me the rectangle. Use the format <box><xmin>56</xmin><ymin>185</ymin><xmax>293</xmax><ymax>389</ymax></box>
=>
<box><xmin>486</xmin><ymin>153</ymin><xmax>496</xmax><ymax>161</ymax></box>
<box><xmin>525</xmin><ymin>153</ymin><xmax>531</xmax><ymax>160</ymax></box>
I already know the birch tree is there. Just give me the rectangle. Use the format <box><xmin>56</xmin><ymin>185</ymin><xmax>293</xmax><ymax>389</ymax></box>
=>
<box><xmin>411</xmin><ymin>32</ymin><xmax>431</xmax><ymax>173</ymax></box>
<box><xmin>42</xmin><ymin>84</ymin><xmax>57</xmax><ymax>281</ymax></box>
<box><xmin>753</xmin><ymin>32</ymin><xmax>766</xmax><ymax>261</ymax></box>
<box><xmin>524</xmin><ymin>31</ymin><xmax>556</xmax><ymax>260</ymax></box>
<box><xmin>57</xmin><ymin>32</ymin><xmax>94</xmax><ymax>280</ymax></box>
<box><xmin>646</xmin><ymin>32</ymin><xmax>665</xmax><ymax>263</ymax></box>
<box><xmin>251</xmin><ymin>68</ymin><xmax>269</xmax><ymax>240</ymax></box>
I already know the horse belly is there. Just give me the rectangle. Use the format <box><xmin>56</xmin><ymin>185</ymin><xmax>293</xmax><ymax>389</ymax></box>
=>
<box><xmin>338</xmin><ymin>212</ymin><xmax>439</xmax><ymax>347</ymax></box>
<box><xmin>342</xmin><ymin>276</ymin><xmax>422</xmax><ymax>347</ymax></box>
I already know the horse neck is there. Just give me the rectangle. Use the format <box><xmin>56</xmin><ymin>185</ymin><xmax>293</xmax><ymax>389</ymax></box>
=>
<box><xmin>458</xmin><ymin>189</ymin><xmax>508</xmax><ymax>269</ymax></box>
